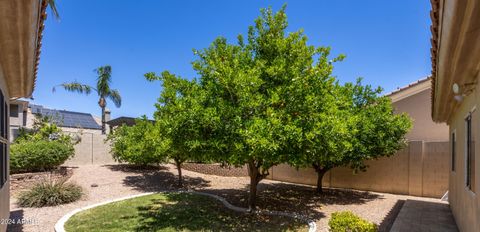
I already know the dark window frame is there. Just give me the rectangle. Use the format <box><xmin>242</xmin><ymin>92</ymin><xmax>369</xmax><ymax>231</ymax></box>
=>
<box><xmin>9</xmin><ymin>104</ymin><xmax>19</xmax><ymax>118</ymax></box>
<box><xmin>465</xmin><ymin>112</ymin><xmax>475</xmax><ymax>191</ymax></box>
<box><xmin>0</xmin><ymin>90</ymin><xmax>7</xmax><ymax>188</ymax></box>
<box><xmin>452</xmin><ymin>131</ymin><xmax>456</xmax><ymax>172</ymax></box>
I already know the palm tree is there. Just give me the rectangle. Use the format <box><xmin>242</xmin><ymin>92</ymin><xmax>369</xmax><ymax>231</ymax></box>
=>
<box><xmin>46</xmin><ymin>0</ymin><xmax>60</xmax><ymax>20</ymax></box>
<box><xmin>53</xmin><ymin>65</ymin><xmax>121</xmax><ymax>134</ymax></box>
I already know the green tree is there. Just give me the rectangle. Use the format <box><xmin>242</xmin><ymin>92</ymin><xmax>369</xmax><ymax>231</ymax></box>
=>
<box><xmin>144</xmin><ymin>71</ymin><xmax>216</xmax><ymax>187</ymax></box>
<box><xmin>287</xmin><ymin>78</ymin><xmax>412</xmax><ymax>193</ymax></box>
<box><xmin>188</xmin><ymin>6</ymin><xmax>305</xmax><ymax>210</ymax></box>
<box><xmin>53</xmin><ymin>65</ymin><xmax>121</xmax><ymax>134</ymax></box>
<box><xmin>107</xmin><ymin>116</ymin><xmax>167</xmax><ymax>166</ymax></box>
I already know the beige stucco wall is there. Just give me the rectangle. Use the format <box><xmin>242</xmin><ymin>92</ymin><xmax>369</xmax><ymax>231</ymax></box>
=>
<box><xmin>63</xmin><ymin>132</ymin><xmax>115</xmax><ymax>166</ymax></box>
<box><xmin>0</xmin><ymin>67</ymin><xmax>10</xmax><ymax>232</ymax></box>
<box><xmin>447</xmin><ymin>78</ymin><xmax>480</xmax><ymax>232</ymax></box>
<box><xmin>392</xmin><ymin>88</ymin><xmax>449</xmax><ymax>141</ymax></box>
<box><xmin>268</xmin><ymin>141</ymin><xmax>449</xmax><ymax>198</ymax></box>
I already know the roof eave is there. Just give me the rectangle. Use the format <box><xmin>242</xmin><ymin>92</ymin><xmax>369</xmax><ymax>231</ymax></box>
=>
<box><xmin>0</xmin><ymin>0</ymin><xmax>47</xmax><ymax>98</ymax></box>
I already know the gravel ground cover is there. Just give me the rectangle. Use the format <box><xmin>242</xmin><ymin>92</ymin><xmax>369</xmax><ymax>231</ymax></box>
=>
<box><xmin>8</xmin><ymin>164</ymin><xmax>443</xmax><ymax>232</ymax></box>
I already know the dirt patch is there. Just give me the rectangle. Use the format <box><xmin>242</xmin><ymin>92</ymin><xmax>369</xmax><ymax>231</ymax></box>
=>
<box><xmin>10</xmin><ymin>167</ymin><xmax>74</xmax><ymax>197</ymax></box>
<box><xmin>182</xmin><ymin>163</ymin><xmax>248</xmax><ymax>177</ymax></box>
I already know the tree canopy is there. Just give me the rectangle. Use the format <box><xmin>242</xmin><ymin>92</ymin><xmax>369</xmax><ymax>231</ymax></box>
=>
<box><xmin>137</xmin><ymin>5</ymin><xmax>411</xmax><ymax>210</ymax></box>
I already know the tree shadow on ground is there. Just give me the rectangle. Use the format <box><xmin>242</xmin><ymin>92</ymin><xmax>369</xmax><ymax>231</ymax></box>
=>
<box><xmin>134</xmin><ymin>193</ymin><xmax>308</xmax><ymax>232</ymax></box>
<box><xmin>378</xmin><ymin>200</ymin><xmax>404</xmax><ymax>232</ymax></box>
<box><xmin>104</xmin><ymin>164</ymin><xmax>210</xmax><ymax>192</ymax></box>
<box><xmin>102</xmin><ymin>164</ymin><xmax>169</xmax><ymax>173</ymax></box>
<box><xmin>201</xmin><ymin>182</ymin><xmax>382</xmax><ymax>221</ymax></box>
<box><xmin>103</xmin><ymin>164</ymin><xmax>380</xmax><ymax>223</ymax></box>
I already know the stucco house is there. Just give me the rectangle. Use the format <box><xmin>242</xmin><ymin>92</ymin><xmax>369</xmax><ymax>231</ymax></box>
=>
<box><xmin>9</xmin><ymin>99</ymin><xmax>29</xmax><ymax>142</ymax></box>
<box><xmin>387</xmin><ymin>77</ymin><xmax>449</xmax><ymax>141</ymax></box>
<box><xmin>0</xmin><ymin>0</ymin><xmax>47</xmax><ymax>231</ymax></box>
<box><xmin>9</xmin><ymin>102</ymin><xmax>116</xmax><ymax>165</ymax></box>
<box><xmin>430</xmin><ymin>0</ymin><xmax>480</xmax><ymax>231</ymax></box>
<box><xmin>8</xmin><ymin>101</ymin><xmax>107</xmax><ymax>140</ymax></box>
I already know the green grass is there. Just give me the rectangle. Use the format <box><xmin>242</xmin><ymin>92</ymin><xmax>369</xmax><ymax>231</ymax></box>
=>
<box><xmin>64</xmin><ymin>192</ymin><xmax>308</xmax><ymax>232</ymax></box>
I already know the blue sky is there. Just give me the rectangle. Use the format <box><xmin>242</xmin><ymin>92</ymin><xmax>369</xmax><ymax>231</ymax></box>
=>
<box><xmin>35</xmin><ymin>0</ymin><xmax>432</xmax><ymax>119</ymax></box>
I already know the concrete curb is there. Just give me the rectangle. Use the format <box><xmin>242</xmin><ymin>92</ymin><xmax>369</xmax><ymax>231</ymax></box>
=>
<box><xmin>54</xmin><ymin>192</ymin><xmax>156</xmax><ymax>232</ymax></box>
<box><xmin>54</xmin><ymin>191</ymin><xmax>317</xmax><ymax>232</ymax></box>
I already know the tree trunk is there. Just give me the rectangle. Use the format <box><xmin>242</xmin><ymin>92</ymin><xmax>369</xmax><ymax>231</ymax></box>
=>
<box><xmin>249</xmin><ymin>173</ymin><xmax>258</xmax><ymax>211</ymax></box>
<box><xmin>99</xmin><ymin>98</ymin><xmax>106</xmax><ymax>134</ymax></box>
<box><xmin>313</xmin><ymin>164</ymin><xmax>329</xmax><ymax>194</ymax></box>
<box><xmin>175</xmin><ymin>159</ymin><xmax>183</xmax><ymax>187</ymax></box>
<box><xmin>247</xmin><ymin>160</ymin><xmax>266</xmax><ymax>212</ymax></box>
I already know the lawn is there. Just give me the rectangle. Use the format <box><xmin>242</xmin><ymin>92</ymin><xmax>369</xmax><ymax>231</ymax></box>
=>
<box><xmin>64</xmin><ymin>192</ymin><xmax>308</xmax><ymax>232</ymax></box>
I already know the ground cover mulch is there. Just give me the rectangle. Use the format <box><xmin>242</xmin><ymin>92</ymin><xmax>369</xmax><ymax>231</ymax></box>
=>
<box><xmin>9</xmin><ymin>167</ymin><xmax>74</xmax><ymax>197</ymax></box>
<box><xmin>182</xmin><ymin>162</ymin><xmax>248</xmax><ymax>177</ymax></box>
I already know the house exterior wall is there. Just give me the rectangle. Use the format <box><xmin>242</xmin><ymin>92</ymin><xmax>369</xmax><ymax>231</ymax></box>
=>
<box><xmin>447</xmin><ymin>79</ymin><xmax>480</xmax><ymax>232</ymax></box>
<box><xmin>392</xmin><ymin>89</ymin><xmax>449</xmax><ymax>141</ymax></box>
<box><xmin>268</xmin><ymin>141</ymin><xmax>449</xmax><ymax>198</ymax></box>
<box><xmin>0</xmin><ymin>69</ymin><xmax>10</xmax><ymax>232</ymax></box>
<box><xmin>9</xmin><ymin>102</ymin><xmax>27</xmax><ymax>142</ymax></box>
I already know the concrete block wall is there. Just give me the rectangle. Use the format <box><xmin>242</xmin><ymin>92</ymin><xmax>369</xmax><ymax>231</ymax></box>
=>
<box><xmin>64</xmin><ymin>132</ymin><xmax>115</xmax><ymax>166</ymax></box>
<box><xmin>267</xmin><ymin>141</ymin><xmax>449</xmax><ymax>198</ymax></box>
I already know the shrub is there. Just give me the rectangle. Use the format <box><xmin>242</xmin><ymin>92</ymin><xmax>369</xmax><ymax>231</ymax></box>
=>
<box><xmin>329</xmin><ymin>211</ymin><xmax>377</xmax><ymax>232</ymax></box>
<box><xmin>10</xmin><ymin>140</ymin><xmax>75</xmax><ymax>173</ymax></box>
<box><xmin>107</xmin><ymin>117</ymin><xmax>168</xmax><ymax>166</ymax></box>
<box><xmin>17</xmin><ymin>178</ymin><xmax>83</xmax><ymax>207</ymax></box>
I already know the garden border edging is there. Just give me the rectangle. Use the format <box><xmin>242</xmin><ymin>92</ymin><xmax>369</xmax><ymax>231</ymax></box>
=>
<box><xmin>54</xmin><ymin>191</ymin><xmax>317</xmax><ymax>232</ymax></box>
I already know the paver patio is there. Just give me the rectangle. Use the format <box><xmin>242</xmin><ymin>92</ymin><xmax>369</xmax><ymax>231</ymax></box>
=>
<box><xmin>8</xmin><ymin>164</ymin><xmax>453</xmax><ymax>232</ymax></box>
<box><xmin>390</xmin><ymin>199</ymin><xmax>458</xmax><ymax>232</ymax></box>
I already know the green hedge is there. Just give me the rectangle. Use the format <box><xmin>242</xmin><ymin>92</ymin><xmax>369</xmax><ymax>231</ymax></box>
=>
<box><xmin>10</xmin><ymin>140</ymin><xmax>75</xmax><ymax>174</ymax></box>
<box><xmin>329</xmin><ymin>211</ymin><xmax>377</xmax><ymax>232</ymax></box>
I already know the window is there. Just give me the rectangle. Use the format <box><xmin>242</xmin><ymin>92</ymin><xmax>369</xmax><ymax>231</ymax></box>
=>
<box><xmin>0</xmin><ymin>90</ymin><xmax>7</xmax><ymax>188</ymax></box>
<box><xmin>452</xmin><ymin>131</ymin><xmax>456</xmax><ymax>171</ymax></box>
<box><xmin>9</xmin><ymin>104</ymin><xmax>18</xmax><ymax>118</ymax></box>
<box><xmin>465</xmin><ymin>112</ymin><xmax>476</xmax><ymax>192</ymax></box>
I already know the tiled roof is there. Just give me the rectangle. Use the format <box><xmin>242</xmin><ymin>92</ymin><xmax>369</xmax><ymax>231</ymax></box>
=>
<box><xmin>30</xmin><ymin>104</ymin><xmax>101</xmax><ymax>130</ymax></box>
<box><xmin>385</xmin><ymin>77</ymin><xmax>431</xmax><ymax>97</ymax></box>
<box><xmin>107</xmin><ymin>117</ymin><xmax>154</xmax><ymax>127</ymax></box>
<box><xmin>429</xmin><ymin>0</ymin><xmax>440</xmax><ymax>118</ymax></box>
<box><xmin>33</xmin><ymin>0</ymin><xmax>48</xmax><ymax>96</ymax></box>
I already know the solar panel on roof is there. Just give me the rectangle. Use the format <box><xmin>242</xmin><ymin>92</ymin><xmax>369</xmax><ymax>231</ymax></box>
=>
<box><xmin>29</xmin><ymin>104</ymin><xmax>101</xmax><ymax>130</ymax></box>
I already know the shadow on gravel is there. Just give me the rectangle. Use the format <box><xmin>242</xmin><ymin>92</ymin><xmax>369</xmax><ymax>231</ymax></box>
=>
<box><xmin>103</xmin><ymin>164</ymin><xmax>381</xmax><ymax>223</ymax></box>
<box><xmin>104</xmin><ymin>164</ymin><xmax>210</xmax><ymax>192</ymax></box>
<box><xmin>201</xmin><ymin>182</ymin><xmax>382</xmax><ymax>221</ymax></box>
<box><xmin>378</xmin><ymin>200</ymin><xmax>405</xmax><ymax>232</ymax></box>
<box><xmin>102</xmin><ymin>164</ymin><xmax>169</xmax><ymax>173</ymax></box>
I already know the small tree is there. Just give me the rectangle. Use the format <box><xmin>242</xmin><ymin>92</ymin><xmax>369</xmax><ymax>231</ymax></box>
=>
<box><xmin>145</xmin><ymin>71</ymin><xmax>215</xmax><ymax>187</ymax></box>
<box><xmin>107</xmin><ymin>116</ymin><xmax>167</xmax><ymax>167</ymax></box>
<box><xmin>287</xmin><ymin>78</ymin><xmax>412</xmax><ymax>193</ymax></box>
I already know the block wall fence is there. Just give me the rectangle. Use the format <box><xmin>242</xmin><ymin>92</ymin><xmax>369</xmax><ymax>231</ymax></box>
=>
<box><xmin>64</xmin><ymin>132</ymin><xmax>115</xmax><ymax>165</ymax></box>
<box><xmin>266</xmin><ymin>141</ymin><xmax>450</xmax><ymax>198</ymax></box>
